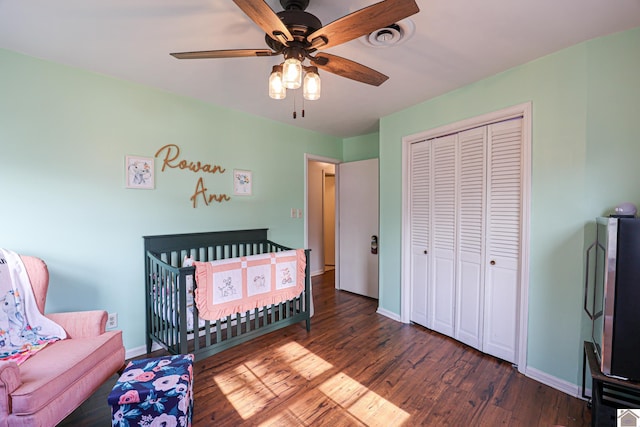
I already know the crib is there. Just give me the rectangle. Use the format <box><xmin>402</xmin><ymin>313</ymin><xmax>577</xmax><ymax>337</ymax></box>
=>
<box><xmin>144</xmin><ymin>228</ymin><xmax>311</xmax><ymax>361</ymax></box>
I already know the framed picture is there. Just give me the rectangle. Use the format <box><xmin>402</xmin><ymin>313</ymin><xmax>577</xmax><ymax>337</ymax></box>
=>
<box><xmin>126</xmin><ymin>156</ymin><xmax>154</xmax><ymax>189</ymax></box>
<box><xmin>233</xmin><ymin>169</ymin><xmax>252</xmax><ymax>195</ymax></box>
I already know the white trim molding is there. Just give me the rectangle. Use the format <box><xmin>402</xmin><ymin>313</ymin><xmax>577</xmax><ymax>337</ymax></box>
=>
<box><xmin>525</xmin><ymin>366</ymin><xmax>586</xmax><ymax>399</ymax></box>
<box><xmin>377</xmin><ymin>307</ymin><xmax>402</xmax><ymax>322</ymax></box>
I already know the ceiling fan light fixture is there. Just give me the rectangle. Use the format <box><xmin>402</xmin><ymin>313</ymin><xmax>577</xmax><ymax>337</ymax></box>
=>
<box><xmin>282</xmin><ymin>57</ymin><xmax>302</xmax><ymax>89</ymax></box>
<box><xmin>303</xmin><ymin>66</ymin><xmax>321</xmax><ymax>100</ymax></box>
<box><xmin>269</xmin><ymin>64</ymin><xmax>287</xmax><ymax>100</ymax></box>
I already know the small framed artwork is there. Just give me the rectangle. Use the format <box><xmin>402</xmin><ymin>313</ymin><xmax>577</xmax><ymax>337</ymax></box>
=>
<box><xmin>233</xmin><ymin>169</ymin><xmax>252</xmax><ymax>196</ymax></box>
<box><xmin>126</xmin><ymin>155</ymin><xmax>154</xmax><ymax>189</ymax></box>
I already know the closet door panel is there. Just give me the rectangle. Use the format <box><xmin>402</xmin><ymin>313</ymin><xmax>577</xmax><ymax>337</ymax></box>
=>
<box><xmin>457</xmin><ymin>256</ymin><xmax>483</xmax><ymax>347</ymax></box>
<box><xmin>483</xmin><ymin>118</ymin><xmax>522</xmax><ymax>364</ymax></box>
<box><xmin>455</xmin><ymin>127</ymin><xmax>486</xmax><ymax>349</ymax></box>
<box><xmin>430</xmin><ymin>135</ymin><xmax>456</xmax><ymax>336</ymax></box>
<box><xmin>484</xmin><ymin>258</ymin><xmax>519</xmax><ymax>360</ymax></box>
<box><xmin>410</xmin><ymin>141</ymin><xmax>431</xmax><ymax>328</ymax></box>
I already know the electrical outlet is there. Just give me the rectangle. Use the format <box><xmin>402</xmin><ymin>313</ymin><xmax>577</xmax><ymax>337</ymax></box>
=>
<box><xmin>107</xmin><ymin>312</ymin><xmax>118</xmax><ymax>329</ymax></box>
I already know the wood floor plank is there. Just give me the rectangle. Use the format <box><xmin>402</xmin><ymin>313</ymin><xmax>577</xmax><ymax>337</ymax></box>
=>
<box><xmin>60</xmin><ymin>271</ymin><xmax>591</xmax><ymax>426</ymax></box>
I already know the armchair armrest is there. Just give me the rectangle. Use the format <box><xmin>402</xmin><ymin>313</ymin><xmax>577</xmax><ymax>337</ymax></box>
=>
<box><xmin>0</xmin><ymin>360</ymin><xmax>21</xmax><ymax>420</ymax></box>
<box><xmin>46</xmin><ymin>310</ymin><xmax>108</xmax><ymax>338</ymax></box>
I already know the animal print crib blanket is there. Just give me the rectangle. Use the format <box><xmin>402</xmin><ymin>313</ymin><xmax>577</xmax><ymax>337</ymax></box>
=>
<box><xmin>0</xmin><ymin>249</ymin><xmax>66</xmax><ymax>365</ymax></box>
<box><xmin>194</xmin><ymin>249</ymin><xmax>305</xmax><ymax>321</ymax></box>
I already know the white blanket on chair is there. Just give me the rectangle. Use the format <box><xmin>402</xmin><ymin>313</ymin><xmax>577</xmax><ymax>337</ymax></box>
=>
<box><xmin>0</xmin><ymin>249</ymin><xmax>66</xmax><ymax>365</ymax></box>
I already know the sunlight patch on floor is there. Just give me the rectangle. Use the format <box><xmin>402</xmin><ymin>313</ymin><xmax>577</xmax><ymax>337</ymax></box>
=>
<box><xmin>275</xmin><ymin>341</ymin><xmax>333</xmax><ymax>380</ymax></box>
<box><xmin>319</xmin><ymin>372</ymin><xmax>411</xmax><ymax>426</ymax></box>
<box><xmin>215</xmin><ymin>341</ymin><xmax>410</xmax><ymax>425</ymax></box>
<box><xmin>258</xmin><ymin>388</ymin><xmax>363</xmax><ymax>426</ymax></box>
<box><xmin>213</xmin><ymin>364</ymin><xmax>277</xmax><ymax>419</ymax></box>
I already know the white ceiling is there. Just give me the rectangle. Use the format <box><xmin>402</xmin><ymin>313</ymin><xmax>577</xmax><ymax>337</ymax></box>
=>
<box><xmin>1</xmin><ymin>0</ymin><xmax>639</xmax><ymax>138</ymax></box>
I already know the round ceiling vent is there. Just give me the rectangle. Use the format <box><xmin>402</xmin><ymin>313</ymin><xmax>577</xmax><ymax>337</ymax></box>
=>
<box><xmin>359</xmin><ymin>18</ymin><xmax>415</xmax><ymax>48</ymax></box>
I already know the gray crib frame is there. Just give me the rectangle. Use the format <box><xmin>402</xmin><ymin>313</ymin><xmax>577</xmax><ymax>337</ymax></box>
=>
<box><xmin>144</xmin><ymin>229</ymin><xmax>311</xmax><ymax>361</ymax></box>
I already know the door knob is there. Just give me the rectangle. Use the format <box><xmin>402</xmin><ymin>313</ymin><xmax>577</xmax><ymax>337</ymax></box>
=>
<box><xmin>423</xmin><ymin>250</ymin><xmax>428</xmax><ymax>254</ymax></box>
<box><xmin>490</xmin><ymin>260</ymin><xmax>496</xmax><ymax>265</ymax></box>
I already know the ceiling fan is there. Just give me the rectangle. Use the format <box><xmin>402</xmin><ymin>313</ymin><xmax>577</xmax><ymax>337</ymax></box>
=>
<box><xmin>170</xmin><ymin>0</ymin><xmax>420</xmax><ymax>101</ymax></box>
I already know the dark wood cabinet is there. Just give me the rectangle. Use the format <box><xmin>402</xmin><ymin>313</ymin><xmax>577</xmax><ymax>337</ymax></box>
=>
<box><xmin>583</xmin><ymin>341</ymin><xmax>640</xmax><ymax>427</ymax></box>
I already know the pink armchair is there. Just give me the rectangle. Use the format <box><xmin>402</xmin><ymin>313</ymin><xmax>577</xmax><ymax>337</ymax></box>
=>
<box><xmin>0</xmin><ymin>255</ymin><xmax>125</xmax><ymax>427</ymax></box>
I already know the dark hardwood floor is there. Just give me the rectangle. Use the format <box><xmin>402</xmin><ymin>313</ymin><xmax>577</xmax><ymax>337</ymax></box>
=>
<box><xmin>60</xmin><ymin>271</ymin><xmax>591</xmax><ymax>426</ymax></box>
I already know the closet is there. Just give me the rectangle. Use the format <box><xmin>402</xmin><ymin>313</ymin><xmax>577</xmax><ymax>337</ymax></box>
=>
<box><xmin>409</xmin><ymin>117</ymin><xmax>523</xmax><ymax>364</ymax></box>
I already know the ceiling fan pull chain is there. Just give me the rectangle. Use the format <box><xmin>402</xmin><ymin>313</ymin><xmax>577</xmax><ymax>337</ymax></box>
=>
<box><xmin>293</xmin><ymin>94</ymin><xmax>297</xmax><ymax>119</ymax></box>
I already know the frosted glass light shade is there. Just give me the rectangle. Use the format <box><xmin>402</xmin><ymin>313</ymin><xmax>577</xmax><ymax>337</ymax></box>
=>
<box><xmin>268</xmin><ymin>66</ymin><xmax>286</xmax><ymax>99</ymax></box>
<box><xmin>282</xmin><ymin>57</ymin><xmax>302</xmax><ymax>89</ymax></box>
<box><xmin>303</xmin><ymin>69</ymin><xmax>321</xmax><ymax>100</ymax></box>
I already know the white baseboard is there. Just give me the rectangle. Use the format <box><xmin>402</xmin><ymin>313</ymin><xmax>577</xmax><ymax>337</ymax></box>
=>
<box><xmin>376</xmin><ymin>307</ymin><xmax>402</xmax><ymax>322</ymax></box>
<box><xmin>310</xmin><ymin>269</ymin><xmax>324</xmax><ymax>277</ymax></box>
<box><xmin>125</xmin><ymin>342</ymin><xmax>163</xmax><ymax>360</ymax></box>
<box><xmin>524</xmin><ymin>366</ymin><xmax>586</xmax><ymax>399</ymax></box>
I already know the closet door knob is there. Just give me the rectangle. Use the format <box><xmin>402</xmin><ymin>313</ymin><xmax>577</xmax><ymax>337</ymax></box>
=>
<box><xmin>424</xmin><ymin>250</ymin><xmax>428</xmax><ymax>254</ymax></box>
<box><xmin>490</xmin><ymin>260</ymin><xmax>496</xmax><ymax>265</ymax></box>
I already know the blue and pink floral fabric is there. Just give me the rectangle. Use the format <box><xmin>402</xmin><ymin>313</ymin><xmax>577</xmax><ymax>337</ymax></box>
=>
<box><xmin>0</xmin><ymin>249</ymin><xmax>66</xmax><ymax>365</ymax></box>
<box><xmin>108</xmin><ymin>354</ymin><xmax>194</xmax><ymax>427</ymax></box>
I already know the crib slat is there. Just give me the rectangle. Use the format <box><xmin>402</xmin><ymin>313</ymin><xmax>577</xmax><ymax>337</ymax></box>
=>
<box><xmin>205</xmin><ymin>320</ymin><xmax>212</xmax><ymax>348</ymax></box>
<box><xmin>226</xmin><ymin>315</ymin><xmax>232</xmax><ymax>339</ymax></box>
<box><xmin>254</xmin><ymin>308</ymin><xmax>259</xmax><ymax>330</ymax></box>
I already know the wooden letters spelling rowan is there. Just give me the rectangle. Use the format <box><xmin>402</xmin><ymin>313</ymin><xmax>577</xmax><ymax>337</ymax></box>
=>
<box><xmin>155</xmin><ymin>144</ymin><xmax>231</xmax><ymax>207</ymax></box>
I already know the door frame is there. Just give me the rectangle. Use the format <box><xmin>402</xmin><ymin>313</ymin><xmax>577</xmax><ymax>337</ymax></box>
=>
<box><xmin>304</xmin><ymin>154</ymin><xmax>341</xmax><ymax>286</ymax></box>
<box><xmin>399</xmin><ymin>102</ymin><xmax>532</xmax><ymax>374</ymax></box>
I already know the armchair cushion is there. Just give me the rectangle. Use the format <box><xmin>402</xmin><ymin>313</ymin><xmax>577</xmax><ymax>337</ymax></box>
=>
<box><xmin>10</xmin><ymin>330</ymin><xmax>123</xmax><ymax>417</ymax></box>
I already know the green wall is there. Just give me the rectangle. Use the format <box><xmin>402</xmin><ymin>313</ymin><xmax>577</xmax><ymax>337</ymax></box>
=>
<box><xmin>342</xmin><ymin>132</ymin><xmax>379</xmax><ymax>161</ymax></box>
<box><xmin>0</xmin><ymin>49</ymin><xmax>341</xmax><ymax>351</ymax></box>
<box><xmin>378</xmin><ymin>26</ymin><xmax>640</xmax><ymax>386</ymax></box>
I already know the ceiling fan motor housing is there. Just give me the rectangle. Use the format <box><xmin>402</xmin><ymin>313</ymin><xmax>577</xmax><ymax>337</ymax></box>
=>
<box><xmin>265</xmin><ymin>9</ymin><xmax>322</xmax><ymax>52</ymax></box>
<box><xmin>280</xmin><ymin>0</ymin><xmax>310</xmax><ymax>11</ymax></box>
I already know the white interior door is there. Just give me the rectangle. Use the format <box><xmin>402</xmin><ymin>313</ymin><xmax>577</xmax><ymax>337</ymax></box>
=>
<box><xmin>454</xmin><ymin>127</ymin><xmax>486</xmax><ymax>349</ymax></box>
<box><xmin>338</xmin><ymin>158</ymin><xmax>379</xmax><ymax>299</ymax></box>
<box><xmin>431</xmin><ymin>135</ymin><xmax>457</xmax><ymax>336</ymax></box>
<box><xmin>409</xmin><ymin>141</ymin><xmax>431</xmax><ymax>327</ymax></box>
<box><xmin>483</xmin><ymin>119</ymin><xmax>523</xmax><ymax>363</ymax></box>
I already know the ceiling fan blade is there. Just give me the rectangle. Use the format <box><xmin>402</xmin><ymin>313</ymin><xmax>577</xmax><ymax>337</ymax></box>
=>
<box><xmin>307</xmin><ymin>0</ymin><xmax>419</xmax><ymax>50</ymax></box>
<box><xmin>170</xmin><ymin>49</ymin><xmax>274</xmax><ymax>59</ymax></box>
<box><xmin>312</xmin><ymin>53</ymin><xmax>388</xmax><ymax>86</ymax></box>
<box><xmin>232</xmin><ymin>0</ymin><xmax>293</xmax><ymax>44</ymax></box>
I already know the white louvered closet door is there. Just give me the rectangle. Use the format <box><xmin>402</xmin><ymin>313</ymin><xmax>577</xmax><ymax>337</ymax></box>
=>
<box><xmin>454</xmin><ymin>127</ymin><xmax>486</xmax><ymax>349</ymax></box>
<box><xmin>408</xmin><ymin>116</ymin><xmax>523</xmax><ymax>364</ymax></box>
<box><xmin>409</xmin><ymin>140</ymin><xmax>431</xmax><ymax>328</ymax></box>
<box><xmin>430</xmin><ymin>134</ymin><xmax>457</xmax><ymax>337</ymax></box>
<box><xmin>483</xmin><ymin>118</ymin><xmax>523</xmax><ymax>363</ymax></box>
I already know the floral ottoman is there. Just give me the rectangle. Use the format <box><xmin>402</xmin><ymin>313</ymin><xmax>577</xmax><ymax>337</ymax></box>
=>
<box><xmin>108</xmin><ymin>354</ymin><xmax>194</xmax><ymax>427</ymax></box>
